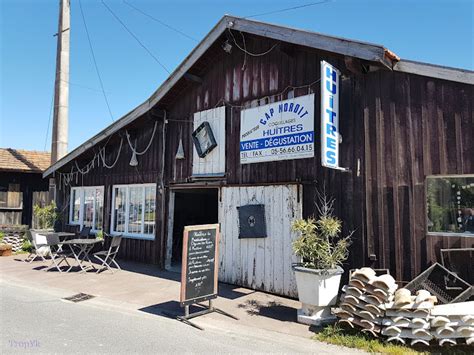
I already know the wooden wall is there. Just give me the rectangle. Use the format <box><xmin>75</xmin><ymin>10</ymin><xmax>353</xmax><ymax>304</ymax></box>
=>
<box><xmin>219</xmin><ymin>185</ymin><xmax>301</xmax><ymax>297</ymax></box>
<box><xmin>0</xmin><ymin>171</ymin><xmax>49</xmax><ymax>226</ymax></box>
<box><xmin>57</xmin><ymin>120</ymin><xmax>165</xmax><ymax>264</ymax></box>
<box><xmin>54</xmin><ymin>32</ymin><xmax>473</xmax><ymax>283</ymax></box>
<box><xmin>362</xmin><ymin>70</ymin><xmax>474</xmax><ymax>282</ymax></box>
<box><xmin>163</xmin><ymin>35</ymin><xmax>368</xmax><ymax>275</ymax></box>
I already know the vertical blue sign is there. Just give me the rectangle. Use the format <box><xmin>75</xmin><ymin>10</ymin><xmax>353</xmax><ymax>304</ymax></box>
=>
<box><xmin>320</xmin><ymin>61</ymin><xmax>340</xmax><ymax>169</ymax></box>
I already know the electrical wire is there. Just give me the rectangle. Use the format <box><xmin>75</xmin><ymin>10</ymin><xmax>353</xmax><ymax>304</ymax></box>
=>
<box><xmin>43</xmin><ymin>88</ymin><xmax>55</xmax><ymax>151</ymax></box>
<box><xmin>60</xmin><ymin>79</ymin><xmax>109</xmax><ymax>93</ymax></box>
<box><xmin>101</xmin><ymin>0</ymin><xmax>171</xmax><ymax>74</ymax></box>
<box><xmin>228</xmin><ymin>29</ymin><xmax>278</xmax><ymax>57</ymax></box>
<box><xmin>57</xmin><ymin>76</ymin><xmax>319</xmax><ymax>184</ymax></box>
<box><xmin>244</xmin><ymin>0</ymin><xmax>331</xmax><ymax>19</ymax></box>
<box><xmin>79</xmin><ymin>0</ymin><xmax>115</xmax><ymax>122</ymax></box>
<box><xmin>166</xmin><ymin>78</ymin><xmax>321</xmax><ymax>123</ymax></box>
<box><xmin>123</xmin><ymin>0</ymin><xmax>198</xmax><ymax>42</ymax></box>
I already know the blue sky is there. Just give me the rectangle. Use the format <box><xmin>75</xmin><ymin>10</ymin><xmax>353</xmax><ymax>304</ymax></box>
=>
<box><xmin>1</xmin><ymin>0</ymin><xmax>472</xmax><ymax>152</ymax></box>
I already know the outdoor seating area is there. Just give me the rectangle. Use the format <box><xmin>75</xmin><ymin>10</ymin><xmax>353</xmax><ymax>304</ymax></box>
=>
<box><xmin>24</xmin><ymin>228</ymin><xmax>123</xmax><ymax>274</ymax></box>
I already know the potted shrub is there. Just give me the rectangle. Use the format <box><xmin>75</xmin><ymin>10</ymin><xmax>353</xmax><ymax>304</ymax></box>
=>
<box><xmin>292</xmin><ymin>191</ymin><xmax>352</xmax><ymax>325</ymax></box>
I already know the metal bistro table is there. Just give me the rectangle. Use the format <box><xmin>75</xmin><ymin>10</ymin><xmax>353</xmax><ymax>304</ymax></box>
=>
<box><xmin>62</xmin><ymin>238</ymin><xmax>103</xmax><ymax>273</ymax></box>
<box><xmin>40</xmin><ymin>231</ymin><xmax>76</xmax><ymax>252</ymax></box>
<box><xmin>55</xmin><ymin>232</ymin><xmax>76</xmax><ymax>248</ymax></box>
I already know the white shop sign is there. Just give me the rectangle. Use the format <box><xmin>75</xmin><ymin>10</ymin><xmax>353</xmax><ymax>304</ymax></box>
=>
<box><xmin>320</xmin><ymin>61</ymin><xmax>340</xmax><ymax>169</ymax></box>
<box><xmin>240</xmin><ymin>94</ymin><xmax>315</xmax><ymax>164</ymax></box>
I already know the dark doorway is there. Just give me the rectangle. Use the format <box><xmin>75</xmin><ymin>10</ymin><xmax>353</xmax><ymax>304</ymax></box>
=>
<box><xmin>170</xmin><ymin>189</ymin><xmax>218</xmax><ymax>271</ymax></box>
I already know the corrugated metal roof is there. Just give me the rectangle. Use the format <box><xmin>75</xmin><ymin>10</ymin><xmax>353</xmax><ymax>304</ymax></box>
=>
<box><xmin>0</xmin><ymin>148</ymin><xmax>51</xmax><ymax>173</ymax></box>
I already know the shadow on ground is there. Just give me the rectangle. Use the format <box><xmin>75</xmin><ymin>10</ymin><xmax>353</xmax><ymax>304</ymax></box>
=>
<box><xmin>237</xmin><ymin>299</ymin><xmax>297</xmax><ymax>322</ymax></box>
<box><xmin>139</xmin><ymin>300</ymin><xmax>209</xmax><ymax>318</ymax></box>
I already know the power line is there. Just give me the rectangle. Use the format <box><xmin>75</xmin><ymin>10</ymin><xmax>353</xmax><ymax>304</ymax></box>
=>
<box><xmin>123</xmin><ymin>0</ymin><xmax>198</xmax><ymax>42</ymax></box>
<box><xmin>43</xmin><ymin>88</ymin><xmax>55</xmax><ymax>151</ymax></box>
<box><xmin>60</xmin><ymin>79</ymin><xmax>110</xmax><ymax>93</ymax></box>
<box><xmin>101</xmin><ymin>0</ymin><xmax>171</xmax><ymax>74</ymax></box>
<box><xmin>79</xmin><ymin>0</ymin><xmax>115</xmax><ymax>122</ymax></box>
<box><xmin>244</xmin><ymin>0</ymin><xmax>330</xmax><ymax>19</ymax></box>
<box><xmin>228</xmin><ymin>29</ymin><xmax>278</xmax><ymax>57</ymax></box>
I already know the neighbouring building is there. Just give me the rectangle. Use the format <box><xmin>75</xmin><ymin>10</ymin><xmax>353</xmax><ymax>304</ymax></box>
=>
<box><xmin>44</xmin><ymin>16</ymin><xmax>473</xmax><ymax>297</ymax></box>
<box><xmin>0</xmin><ymin>148</ymin><xmax>51</xmax><ymax>226</ymax></box>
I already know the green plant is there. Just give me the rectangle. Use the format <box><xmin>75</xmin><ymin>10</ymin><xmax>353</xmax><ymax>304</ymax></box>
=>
<box><xmin>96</xmin><ymin>230</ymin><xmax>104</xmax><ymax>241</ymax></box>
<box><xmin>21</xmin><ymin>239</ymin><xmax>33</xmax><ymax>252</ymax></box>
<box><xmin>33</xmin><ymin>202</ymin><xmax>58</xmax><ymax>230</ymax></box>
<box><xmin>0</xmin><ymin>231</ymin><xmax>4</xmax><ymax>243</ymax></box>
<box><xmin>292</xmin><ymin>191</ymin><xmax>352</xmax><ymax>270</ymax></box>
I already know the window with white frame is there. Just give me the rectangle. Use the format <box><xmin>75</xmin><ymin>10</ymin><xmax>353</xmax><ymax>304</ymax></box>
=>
<box><xmin>69</xmin><ymin>186</ymin><xmax>104</xmax><ymax>232</ymax></box>
<box><xmin>427</xmin><ymin>175</ymin><xmax>474</xmax><ymax>235</ymax></box>
<box><xmin>111</xmin><ymin>184</ymin><xmax>156</xmax><ymax>239</ymax></box>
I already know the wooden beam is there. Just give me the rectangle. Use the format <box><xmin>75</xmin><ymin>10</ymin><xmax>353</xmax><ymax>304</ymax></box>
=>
<box><xmin>149</xmin><ymin>108</ymin><xmax>164</xmax><ymax>119</ymax></box>
<box><xmin>393</xmin><ymin>60</ymin><xmax>474</xmax><ymax>85</ymax></box>
<box><xmin>230</xmin><ymin>17</ymin><xmax>393</xmax><ymax>69</ymax></box>
<box><xmin>183</xmin><ymin>72</ymin><xmax>203</xmax><ymax>84</ymax></box>
<box><xmin>344</xmin><ymin>56</ymin><xmax>367</xmax><ymax>75</ymax></box>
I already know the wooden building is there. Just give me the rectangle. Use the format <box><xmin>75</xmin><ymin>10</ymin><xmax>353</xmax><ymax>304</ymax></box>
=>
<box><xmin>0</xmin><ymin>148</ymin><xmax>51</xmax><ymax>226</ymax></box>
<box><xmin>44</xmin><ymin>16</ymin><xmax>474</xmax><ymax>297</ymax></box>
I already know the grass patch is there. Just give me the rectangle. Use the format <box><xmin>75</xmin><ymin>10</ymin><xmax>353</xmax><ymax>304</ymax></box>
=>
<box><xmin>13</xmin><ymin>250</ymin><xmax>29</xmax><ymax>255</ymax></box>
<box><xmin>313</xmin><ymin>324</ymin><xmax>423</xmax><ymax>355</ymax></box>
<box><xmin>314</xmin><ymin>325</ymin><xmax>473</xmax><ymax>354</ymax></box>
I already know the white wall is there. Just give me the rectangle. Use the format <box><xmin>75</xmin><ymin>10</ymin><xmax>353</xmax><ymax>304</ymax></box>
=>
<box><xmin>192</xmin><ymin>106</ymin><xmax>226</xmax><ymax>176</ymax></box>
<box><xmin>218</xmin><ymin>185</ymin><xmax>302</xmax><ymax>297</ymax></box>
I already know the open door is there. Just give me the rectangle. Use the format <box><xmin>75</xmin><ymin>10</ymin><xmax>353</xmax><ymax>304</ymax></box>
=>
<box><xmin>166</xmin><ymin>188</ymin><xmax>218</xmax><ymax>272</ymax></box>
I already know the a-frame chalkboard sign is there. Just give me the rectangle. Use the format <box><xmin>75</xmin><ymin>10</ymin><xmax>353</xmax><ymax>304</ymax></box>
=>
<box><xmin>178</xmin><ymin>224</ymin><xmax>237</xmax><ymax>330</ymax></box>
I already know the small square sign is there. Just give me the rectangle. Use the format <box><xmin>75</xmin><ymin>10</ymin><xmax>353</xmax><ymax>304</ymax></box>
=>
<box><xmin>238</xmin><ymin>204</ymin><xmax>267</xmax><ymax>239</ymax></box>
<box><xmin>192</xmin><ymin>121</ymin><xmax>217</xmax><ymax>158</ymax></box>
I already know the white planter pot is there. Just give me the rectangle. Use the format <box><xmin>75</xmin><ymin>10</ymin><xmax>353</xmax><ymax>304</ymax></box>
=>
<box><xmin>293</xmin><ymin>265</ymin><xmax>343</xmax><ymax>325</ymax></box>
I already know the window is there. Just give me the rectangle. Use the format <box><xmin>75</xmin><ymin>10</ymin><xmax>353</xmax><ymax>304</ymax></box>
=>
<box><xmin>427</xmin><ymin>175</ymin><xmax>474</xmax><ymax>235</ymax></box>
<box><xmin>69</xmin><ymin>186</ymin><xmax>104</xmax><ymax>232</ymax></box>
<box><xmin>111</xmin><ymin>184</ymin><xmax>156</xmax><ymax>239</ymax></box>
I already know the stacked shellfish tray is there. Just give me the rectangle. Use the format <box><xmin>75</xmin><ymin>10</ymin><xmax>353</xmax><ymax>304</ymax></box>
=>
<box><xmin>334</xmin><ymin>267</ymin><xmax>474</xmax><ymax>347</ymax></box>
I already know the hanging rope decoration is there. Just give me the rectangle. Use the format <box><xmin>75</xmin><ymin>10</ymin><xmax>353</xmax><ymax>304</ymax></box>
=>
<box><xmin>57</xmin><ymin>73</ymin><xmax>319</xmax><ymax>187</ymax></box>
<box><xmin>125</xmin><ymin>120</ymin><xmax>158</xmax><ymax>166</ymax></box>
<box><xmin>99</xmin><ymin>137</ymin><xmax>123</xmax><ymax>169</ymax></box>
<box><xmin>57</xmin><ymin>120</ymin><xmax>158</xmax><ymax>188</ymax></box>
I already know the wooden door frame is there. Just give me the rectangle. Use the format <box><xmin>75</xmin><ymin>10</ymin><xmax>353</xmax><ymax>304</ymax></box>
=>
<box><xmin>164</xmin><ymin>186</ymin><xmax>221</xmax><ymax>270</ymax></box>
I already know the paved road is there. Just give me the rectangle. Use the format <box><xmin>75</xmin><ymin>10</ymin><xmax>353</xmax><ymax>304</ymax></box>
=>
<box><xmin>0</xmin><ymin>282</ymin><xmax>362</xmax><ymax>354</ymax></box>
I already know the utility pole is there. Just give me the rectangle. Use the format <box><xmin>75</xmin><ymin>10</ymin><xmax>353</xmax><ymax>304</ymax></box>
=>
<box><xmin>50</xmin><ymin>0</ymin><xmax>70</xmax><ymax>204</ymax></box>
<box><xmin>51</xmin><ymin>0</ymin><xmax>70</xmax><ymax>164</ymax></box>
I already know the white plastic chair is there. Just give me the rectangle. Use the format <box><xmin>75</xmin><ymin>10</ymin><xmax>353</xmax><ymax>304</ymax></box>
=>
<box><xmin>25</xmin><ymin>230</ymin><xmax>48</xmax><ymax>263</ymax></box>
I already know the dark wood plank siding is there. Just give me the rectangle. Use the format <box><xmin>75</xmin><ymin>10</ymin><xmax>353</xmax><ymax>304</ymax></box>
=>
<box><xmin>363</xmin><ymin>70</ymin><xmax>474</xmax><ymax>282</ymax></box>
<box><xmin>0</xmin><ymin>171</ymin><xmax>49</xmax><ymax>226</ymax></box>
<box><xmin>163</xmin><ymin>36</ymin><xmax>368</xmax><ymax>271</ymax></box>
<box><xmin>57</xmin><ymin>120</ymin><xmax>165</xmax><ymax>264</ymax></box>
<box><xmin>54</xmin><ymin>32</ymin><xmax>473</xmax><ymax>281</ymax></box>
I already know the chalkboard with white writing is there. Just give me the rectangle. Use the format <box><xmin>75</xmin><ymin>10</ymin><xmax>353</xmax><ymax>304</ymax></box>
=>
<box><xmin>180</xmin><ymin>224</ymin><xmax>219</xmax><ymax>306</ymax></box>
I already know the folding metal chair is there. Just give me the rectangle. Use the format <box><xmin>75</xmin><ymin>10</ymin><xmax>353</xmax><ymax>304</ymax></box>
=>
<box><xmin>93</xmin><ymin>235</ymin><xmax>122</xmax><ymax>274</ymax></box>
<box><xmin>25</xmin><ymin>230</ymin><xmax>48</xmax><ymax>263</ymax></box>
<box><xmin>45</xmin><ymin>234</ymin><xmax>73</xmax><ymax>273</ymax></box>
<box><xmin>77</xmin><ymin>226</ymin><xmax>92</xmax><ymax>239</ymax></box>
